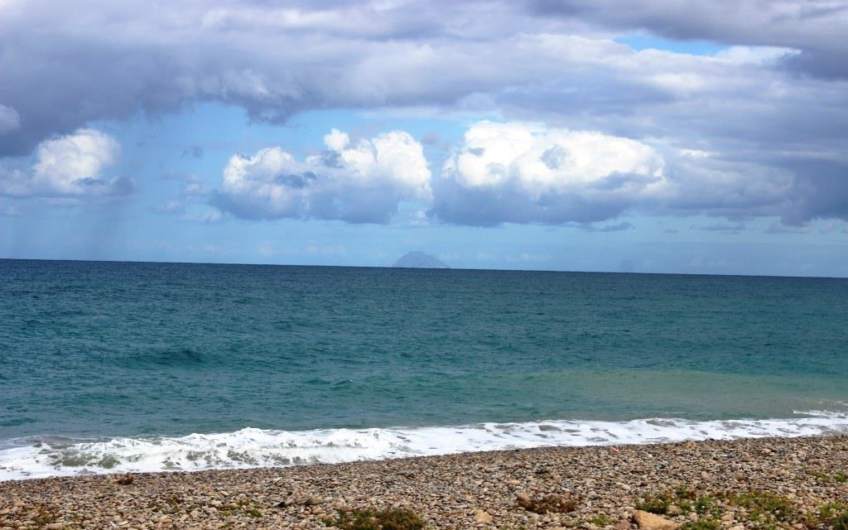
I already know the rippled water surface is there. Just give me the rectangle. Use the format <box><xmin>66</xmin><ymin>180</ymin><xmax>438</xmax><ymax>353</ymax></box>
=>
<box><xmin>1</xmin><ymin>259</ymin><xmax>847</xmax><ymax>478</ymax></box>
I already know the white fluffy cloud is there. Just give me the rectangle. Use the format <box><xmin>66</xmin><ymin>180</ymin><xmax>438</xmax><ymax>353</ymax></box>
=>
<box><xmin>434</xmin><ymin>122</ymin><xmax>668</xmax><ymax>224</ymax></box>
<box><xmin>211</xmin><ymin>120</ymin><xmax>819</xmax><ymax>226</ymax></box>
<box><xmin>433</xmin><ymin>121</ymin><xmax>800</xmax><ymax>225</ymax></box>
<box><xmin>445</xmin><ymin>121</ymin><xmax>665</xmax><ymax>191</ymax></box>
<box><xmin>0</xmin><ymin>128</ymin><xmax>131</xmax><ymax>197</ymax></box>
<box><xmin>216</xmin><ymin>129</ymin><xmax>430</xmax><ymax>223</ymax></box>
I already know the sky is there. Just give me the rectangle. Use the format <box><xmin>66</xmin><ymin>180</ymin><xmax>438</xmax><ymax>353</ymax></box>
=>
<box><xmin>1</xmin><ymin>0</ymin><xmax>847</xmax><ymax>276</ymax></box>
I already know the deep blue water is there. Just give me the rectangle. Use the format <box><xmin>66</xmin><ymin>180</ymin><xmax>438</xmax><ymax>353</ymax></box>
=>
<box><xmin>1</xmin><ymin>259</ymin><xmax>847</xmax><ymax>478</ymax></box>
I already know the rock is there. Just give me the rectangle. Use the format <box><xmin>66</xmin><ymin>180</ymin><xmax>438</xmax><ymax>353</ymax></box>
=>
<box><xmin>114</xmin><ymin>474</ymin><xmax>134</xmax><ymax>485</ymax></box>
<box><xmin>474</xmin><ymin>509</ymin><xmax>493</xmax><ymax>524</ymax></box>
<box><xmin>614</xmin><ymin>519</ymin><xmax>632</xmax><ymax>530</ymax></box>
<box><xmin>304</xmin><ymin>496</ymin><xmax>324</xmax><ymax>506</ymax></box>
<box><xmin>633</xmin><ymin>510</ymin><xmax>680</xmax><ymax>530</ymax></box>
<box><xmin>667</xmin><ymin>505</ymin><xmax>682</xmax><ymax>516</ymax></box>
<box><xmin>276</xmin><ymin>495</ymin><xmax>324</xmax><ymax>508</ymax></box>
<box><xmin>517</xmin><ymin>493</ymin><xmax>578</xmax><ymax>514</ymax></box>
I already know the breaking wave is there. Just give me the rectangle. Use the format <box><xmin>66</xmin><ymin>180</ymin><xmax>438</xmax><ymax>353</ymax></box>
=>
<box><xmin>2</xmin><ymin>411</ymin><xmax>847</xmax><ymax>481</ymax></box>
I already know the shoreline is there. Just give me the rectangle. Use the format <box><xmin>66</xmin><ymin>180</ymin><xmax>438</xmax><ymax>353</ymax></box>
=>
<box><xmin>2</xmin><ymin>435</ymin><xmax>847</xmax><ymax>529</ymax></box>
<box><xmin>4</xmin><ymin>413</ymin><xmax>848</xmax><ymax>482</ymax></box>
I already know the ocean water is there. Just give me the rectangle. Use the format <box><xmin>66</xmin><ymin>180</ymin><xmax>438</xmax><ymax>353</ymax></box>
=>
<box><xmin>1</xmin><ymin>259</ymin><xmax>847</xmax><ymax>480</ymax></box>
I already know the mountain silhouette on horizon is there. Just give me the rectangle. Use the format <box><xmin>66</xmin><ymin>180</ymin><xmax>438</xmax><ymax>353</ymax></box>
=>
<box><xmin>392</xmin><ymin>251</ymin><xmax>449</xmax><ymax>269</ymax></box>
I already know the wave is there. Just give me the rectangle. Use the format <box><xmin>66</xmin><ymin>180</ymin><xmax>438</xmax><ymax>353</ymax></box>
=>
<box><xmin>2</xmin><ymin>412</ymin><xmax>848</xmax><ymax>481</ymax></box>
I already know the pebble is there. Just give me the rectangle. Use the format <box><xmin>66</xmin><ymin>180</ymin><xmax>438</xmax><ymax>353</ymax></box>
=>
<box><xmin>474</xmin><ymin>509</ymin><xmax>493</xmax><ymax>524</ymax></box>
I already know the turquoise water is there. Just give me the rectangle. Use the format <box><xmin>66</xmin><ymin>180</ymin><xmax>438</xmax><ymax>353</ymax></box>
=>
<box><xmin>1</xmin><ymin>259</ymin><xmax>847</xmax><ymax>478</ymax></box>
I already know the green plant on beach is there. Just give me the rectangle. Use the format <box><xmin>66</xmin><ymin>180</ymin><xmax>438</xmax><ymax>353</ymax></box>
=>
<box><xmin>693</xmin><ymin>495</ymin><xmax>722</xmax><ymax>518</ymax></box>
<box><xmin>809</xmin><ymin>501</ymin><xmax>848</xmax><ymax>530</ymax></box>
<box><xmin>326</xmin><ymin>507</ymin><xmax>425</xmax><ymax>530</ymax></box>
<box><xmin>680</xmin><ymin>519</ymin><xmax>720</xmax><ymax>530</ymax></box>
<box><xmin>589</xmin><ymin>514</ymin><xmax>613</xmax><ymax>526</ymax></box>
<box><xmin>810</xmin><ymin>469</ymin><xmax>848</xmax><ymax>485</ymax></box>
<box><xmin>635</xmin><ymin>489</ymin><xmax>719</xmax><ymax>517</ymax></box>
<box><xmin>635</xmin><ymin>493</ymin><xmax>672</xmax><ymax>515</ymax></box>
<box><xmin>730</xmin><ymin>491</ymin><xmax>796</xmax><ymax>525</ymax></box>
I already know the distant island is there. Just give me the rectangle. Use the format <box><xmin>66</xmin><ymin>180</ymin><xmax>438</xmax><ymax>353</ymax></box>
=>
<box><xmin>392</xmin><ymin>251</ymin><xmax>449</xmax><ymax>269</ymax></box>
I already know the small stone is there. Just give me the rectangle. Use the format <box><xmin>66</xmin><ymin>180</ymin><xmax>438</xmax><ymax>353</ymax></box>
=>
<box><xmin>304</xmin><ymin>496</ymin><xmax>324</xmax><ymax>506</ymax></box>
<box><xmin>614</xmin><ymin>519</ymin><xmax>631</xmax><ymax>530</ymax></box>
<box><xmin>474</xmin><ymin>509</ymin><xmax>493</xmax><ymax>524</ymax></box>
<box><xmin>114</xmin><ymin>474</ymin><xmax>134</xmax><ymax>485</ymax></box>
<box><xmin>633</xmin><ymin>510</ymin><xmax>680</xmax><ymax>530</ymax></box>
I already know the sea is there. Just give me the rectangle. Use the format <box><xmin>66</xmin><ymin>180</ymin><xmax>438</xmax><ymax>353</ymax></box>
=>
<box><xmin>1</xmin><ymin>259</ymin><xmax>847</xmax><ymax>481</ymax></box>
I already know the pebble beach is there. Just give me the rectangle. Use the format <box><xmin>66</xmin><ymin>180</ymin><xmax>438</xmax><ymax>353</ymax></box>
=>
<box><xmin>1</xmin><ymin>435</ymin><xmax>847</xmax><ymax>529</ymax></box>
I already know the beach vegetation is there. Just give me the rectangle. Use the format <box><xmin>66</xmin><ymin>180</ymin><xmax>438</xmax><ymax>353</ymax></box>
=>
<box><xmin>636</xmin><ymin>489</ymin><xmax>721</xmax><ymax>518</ymax></box>
<box><xmin>808</xmin><ymin>501</ymin><xmax>848</xmax><ymax>530</ymax></box>
<box><xmin>589</xmin><ymin>514</ymin><xmax>613</xmax><ymax>526</ymax></box>
<box><xmin>692</xmin><ymin>495</ymin><xmax>721</xmax><ymax>518</ymax></box>
<box><xmin>680</xmin><ymin>519</ymin><xmax>720</xmax><ymax>530</ymax></box>
<box><xmin>635</xmin><ymin>493</ymin><xmax>672</xmax><ymax>515</ymax></box>
<box><xmin>730</xmin><ymin>491</ymin><xmax>796</xmax><ymax>525</ymax></box>
<box><xmin>326</xmin><ymin>507</ymin><xmax>426</xmax><ymax>530</ymax></box>
<box><xmin>810</xmin><ymin>469</ymin><xmax>848</xmax><ymax>485</ymax></box>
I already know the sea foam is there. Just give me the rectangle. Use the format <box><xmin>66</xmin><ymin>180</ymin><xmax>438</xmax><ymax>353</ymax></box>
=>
<box><xmin>2</xmin><ymin>412</ymin><xmax>847</xmax><ymax>481</ymax></box>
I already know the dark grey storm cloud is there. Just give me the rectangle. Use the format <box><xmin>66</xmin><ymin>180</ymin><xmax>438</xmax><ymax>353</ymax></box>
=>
<box><xmin>0</xmin><ymin>0</ymin><xmax>563</xmax><ymax>156</ymax></box>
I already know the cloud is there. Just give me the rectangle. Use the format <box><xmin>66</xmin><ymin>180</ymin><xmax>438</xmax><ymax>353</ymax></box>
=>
<box><xmin>691</xmin><ymin>222</ymin><xmax>746</xmax><ymax>234</ymax></box>
<box><xmin>527</xmin><ymin>0</ymin><xmax>848</xmax><ymax>78</ymax></box>
<box><xmin>0</xmin><ymin>128</ymin><xmax>131</xmax><ymax>197</ymax></box>
<box><xmin>431</xmin><ymin>121</ymin><xmax>815</xmax><ymax>225</ymax></box>
<box><xmin>214</xmin><ymin>128</ymin><xmax>430</xmax><ymax>223</ymax></box>
<box><xmin>210</xmin><ymin>120</ymin><xmax>843</xmax><ymax>227</ymax></box>
<box><xmin>433</xmin><ymin>121</ymin><xmax>667</xmax><ymax>224</ymax></box>
<box><xmin>580</xmin><ymin>221</ymin><xmax>635</xmax><ymax>232</ymax></box>
<box><xmin>0</xmin><ymin>0</ymin><xmax>845</xmax><ymax>226</ymax></box>
<box><xmin>0</xmin><ymin>0</ymin><xmax>561</xmax><ymax>155</ymax></box>
<box><xmin>0</xmin><ymin>104</ymin><xmax>20</xmax><ymax>134</ymax></box>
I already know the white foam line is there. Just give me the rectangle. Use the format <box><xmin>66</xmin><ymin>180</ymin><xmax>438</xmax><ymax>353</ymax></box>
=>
<box><xmin>2</xmin><ymin>413</ymin><xmax>848</xmax><ymax>481</ymax></box>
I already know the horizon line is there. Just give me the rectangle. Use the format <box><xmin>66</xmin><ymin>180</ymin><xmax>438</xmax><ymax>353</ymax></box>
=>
<box><xmin>1</xmin><ymin>256</ymin><xmax>846</xmax><ymax>281</ymax></box>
